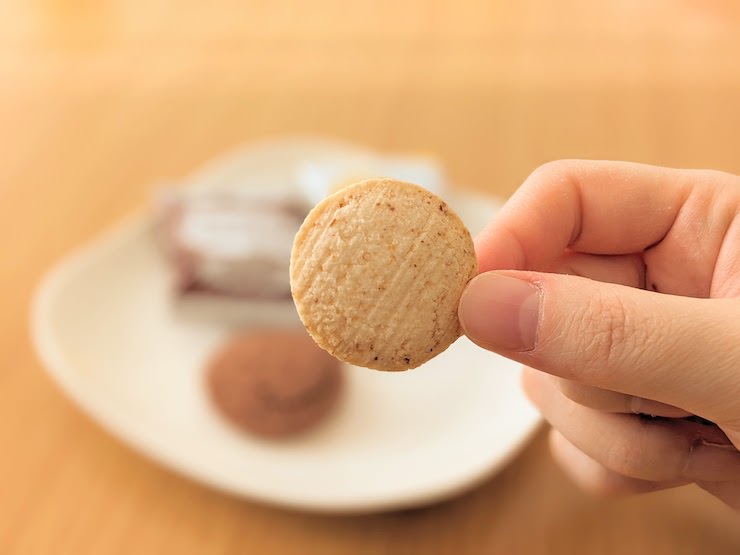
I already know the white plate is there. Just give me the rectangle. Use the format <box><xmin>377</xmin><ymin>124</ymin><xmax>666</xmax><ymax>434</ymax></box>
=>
<box><xmin>31</xmin><ymin>137</ymin><xmax>541</xmax><ymax>513</ymax></box>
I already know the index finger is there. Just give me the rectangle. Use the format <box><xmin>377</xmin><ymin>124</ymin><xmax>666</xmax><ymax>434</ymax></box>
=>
<box><xmin>476</xmin><ymin>160</ymin><xmax>693</xmax><ymax>273</ymax></box>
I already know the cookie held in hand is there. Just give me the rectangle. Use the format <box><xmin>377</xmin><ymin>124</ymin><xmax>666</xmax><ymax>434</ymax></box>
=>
<box><xmin>290</xmin><ymin>178</ymin><xmax>478</xmax><ymax>371</ymax></box>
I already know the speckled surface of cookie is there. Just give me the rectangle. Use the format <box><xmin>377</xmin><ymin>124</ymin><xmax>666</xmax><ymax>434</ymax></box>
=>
<box><xmin>290</xmin><ymin>178</ymin><xmax>478</xmax><ymax>371</ymax></box>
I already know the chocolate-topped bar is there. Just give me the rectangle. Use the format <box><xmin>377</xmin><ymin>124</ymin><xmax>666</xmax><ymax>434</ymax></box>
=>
<box><xmin>156</xmin><ymin>187</ymin><xmax>309</xmax><ymax>300</ymax></box>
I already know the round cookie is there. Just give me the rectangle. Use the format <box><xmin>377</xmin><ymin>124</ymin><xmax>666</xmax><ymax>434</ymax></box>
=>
<box><xmin>290</xmin><ymin>178</ymin><xmax>478</xmax><ymax>371</ymax></box>
<box><xmin>206</xmin><ymin>330</ymin><xmax>343</xmax><ymax>438</ymax></box>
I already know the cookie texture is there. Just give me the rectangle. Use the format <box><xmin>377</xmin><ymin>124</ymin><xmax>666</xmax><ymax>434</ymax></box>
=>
<box><xmin>206</xmin><ymin>330</ymin><xmax>343</xmax><ymax>438</ymax></box>
<box><xmin>290</xmin><ymin>178</ymin><xmax>478</xmax><ymax>371</ymax></box>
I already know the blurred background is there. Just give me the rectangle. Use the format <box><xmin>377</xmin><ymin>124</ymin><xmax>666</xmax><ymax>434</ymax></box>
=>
<box><xmin>3</xmin><ymin>1</ymin><xmax>740</xmax><ymax>553</ymax></box>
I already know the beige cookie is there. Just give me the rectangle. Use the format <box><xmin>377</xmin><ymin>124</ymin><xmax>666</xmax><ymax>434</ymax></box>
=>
<box><xmin>290</xmin><ymin>178</ymin><xmax>478</xmax><ymax>371</ymax></box>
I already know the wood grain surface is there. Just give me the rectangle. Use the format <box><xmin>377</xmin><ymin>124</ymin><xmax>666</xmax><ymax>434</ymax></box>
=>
<box><xmin>2</xmin><ymin>1</ymin><xmax>740</xmax><ymax>553</ymax></box>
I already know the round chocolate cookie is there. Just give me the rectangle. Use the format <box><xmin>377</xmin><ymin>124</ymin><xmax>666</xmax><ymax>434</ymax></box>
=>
<box><xmin>206</xmin><ymin>330</ymin><xmax>343</xmax><ymax>438</ymax></box>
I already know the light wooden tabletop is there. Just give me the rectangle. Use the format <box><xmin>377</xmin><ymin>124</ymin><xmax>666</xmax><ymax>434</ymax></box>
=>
<box><xmin>2</xmin><ymin>1</ymin><xmax>740</xmax><ymax>553</ymax></box>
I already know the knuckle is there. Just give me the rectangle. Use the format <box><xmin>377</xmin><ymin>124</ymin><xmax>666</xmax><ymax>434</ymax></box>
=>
<box><xmin>571</xmin><ymin>291</ymin><xmax>650</xmax><ymax>380</ymax></box>
<box><xmin>527</xmin><ymin>160</ymin><xmax>576</xmax><ymax>188</ymax></box>
<box><xmin>695</xmin><ymin>168</ymin><xmax>740</xmax><ymax>187</ymax></box>
<box><xmin>585</xmin><ymin>292</ymin><xmax>628</xmax><ymax>367</ymax></box>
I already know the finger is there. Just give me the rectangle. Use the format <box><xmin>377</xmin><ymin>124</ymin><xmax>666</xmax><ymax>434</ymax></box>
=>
<box><xmin>521</xmin><ymin>368</ymin><xmax>740</xmax><ymax>482</ymax></box>
<box><xmin>697</xmin><ymin>481</ymin><xmax>740</xmax><ymax>511</ymax></box>
<box><xmin>459</xmin><ymin>270</ymin><xmax>740</xmax><ymax>422</ymax></box>
<box><xmin>553</xmin><ymin>377</ymin><xmax>692</xmax><ymax>418</ymax></box>
<box><xmin>476</xmin><ymin>161</ymin><xmax>740</xmax><ymax>298</ymax></box>
<box><xmin>476</xmin><ymin>160</ymin><xmax>694</xmax><ymax>271</ymax></box>
<box><xmin>549</xmin><ymin>428</ymin><xmax>688</xmax><ymax>495</ymax></box>
<box><xmin>546</xmin><ymin>251</ymin><xmax>645</xmax><ymax>288</ymax></box>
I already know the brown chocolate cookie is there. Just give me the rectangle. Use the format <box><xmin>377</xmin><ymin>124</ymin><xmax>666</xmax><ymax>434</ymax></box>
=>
<box><xmin>206</xmin><ymin>330</ymin><xmax>343</xmax><ymax>438</ymax></box>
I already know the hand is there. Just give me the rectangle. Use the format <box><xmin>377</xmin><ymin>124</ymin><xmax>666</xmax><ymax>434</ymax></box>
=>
<box><xmin>457</xmin><ymin>160</ymin><xmax>740</xmax><ymax>509</ymax></box>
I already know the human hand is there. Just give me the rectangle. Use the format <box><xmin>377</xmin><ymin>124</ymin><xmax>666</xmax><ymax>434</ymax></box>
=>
<box><xmin>457</xmin><ymin>160</ymin><xmax>740</xmax><ymax>509</ymax></box>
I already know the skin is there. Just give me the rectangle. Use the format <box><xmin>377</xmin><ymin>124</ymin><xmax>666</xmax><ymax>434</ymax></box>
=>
<box><xmin>457</xmin><ymin>160</ymin><xmax>740</xmax><ymax>510</ymax></box>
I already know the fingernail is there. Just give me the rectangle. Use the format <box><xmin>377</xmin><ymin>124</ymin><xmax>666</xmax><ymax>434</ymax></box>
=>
<box><xmin>458</xmin><ymin>272</ymin><xmax>541</xmax><ymax>352</ymax></box>
<box><xmin>700</xmin><ymin>440</ymin><xmax>737</xmax><ymax>451</ymax></box>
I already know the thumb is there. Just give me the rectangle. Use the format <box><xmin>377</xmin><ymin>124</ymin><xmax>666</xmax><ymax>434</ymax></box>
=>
<box><xmin>458</xmin><ymin>271</ymin><xmax>740</xmax><ymax>424</ymax></box>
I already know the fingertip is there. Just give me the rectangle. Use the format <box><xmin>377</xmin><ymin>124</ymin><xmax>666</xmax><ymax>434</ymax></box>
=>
<box><xmin>457</xmin><ymin>272</ymin><xmax>541</xmax><ymax>353</ymax></box>
<box><xmin>474</xmin><ymin>223</ymin><xmax>527</xmax><ymax>273</ymax></box>
<box><xmin>548</xmin><ymin>428</ymin><xmax>616</xmax><ymax>496</ymax></box>
<box><xmin>520</xmin><ymin>366</ymin><xmax>547</xmax><ymax>406</ymax></box>
<box><xmin>548</xmin><ymin>429</ymin><xmax>684</xmax><ymax>496</ymax></box>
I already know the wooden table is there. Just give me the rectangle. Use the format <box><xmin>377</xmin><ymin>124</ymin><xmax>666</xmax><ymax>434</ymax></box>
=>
<box><xmin>2</xmin><ymin>1</ymin><xmax>739</xmax><ymax>553</ymax></box>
